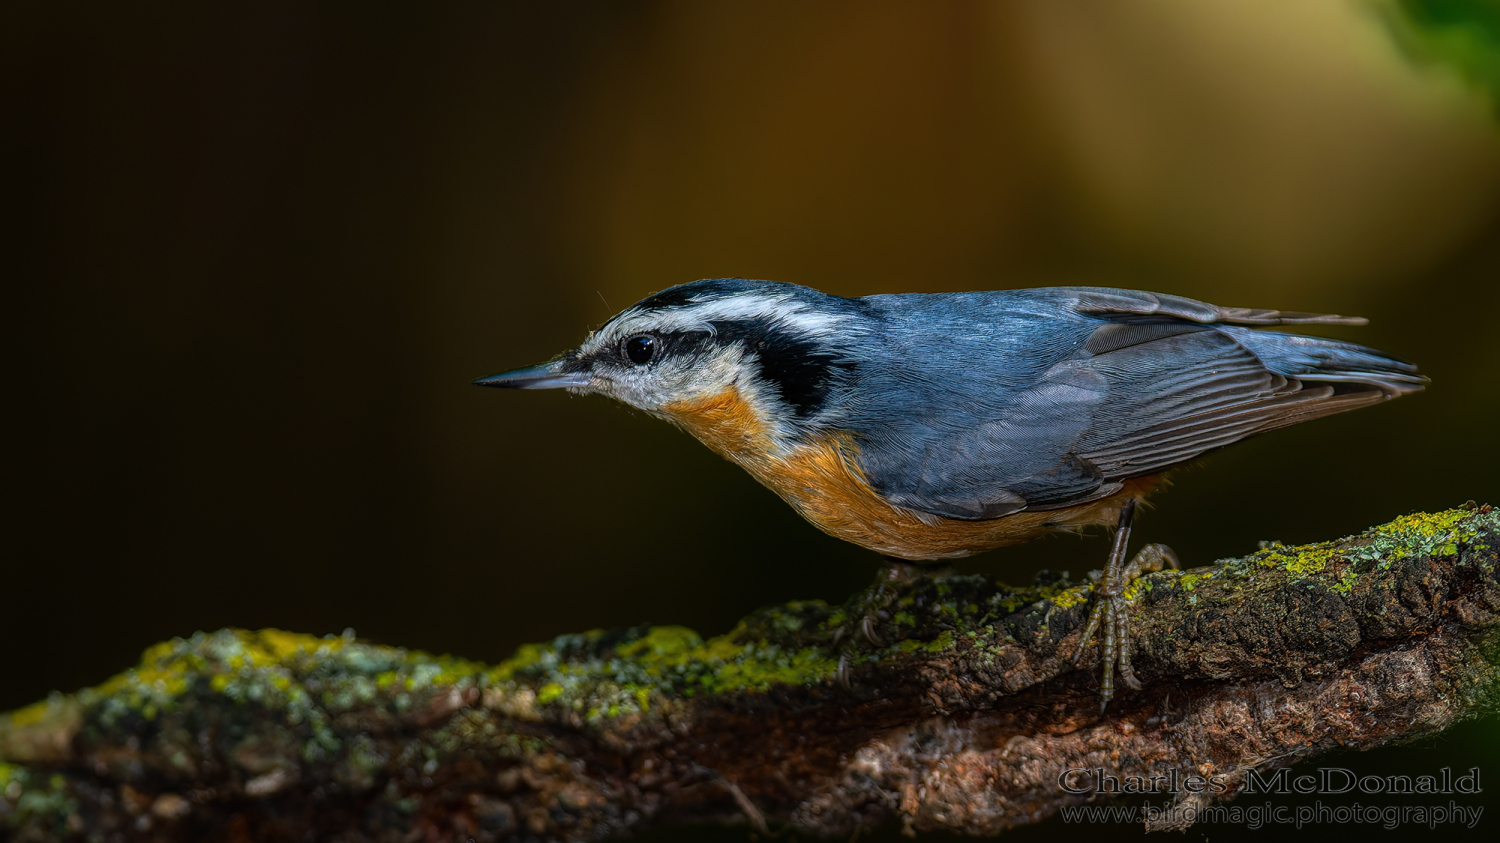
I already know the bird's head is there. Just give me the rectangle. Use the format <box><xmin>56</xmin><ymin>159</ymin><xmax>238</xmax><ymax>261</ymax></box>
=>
<box><xmin>475</xmin><ymin>279</ymin><xmax>862</xmax><ymax>452</ymax></box>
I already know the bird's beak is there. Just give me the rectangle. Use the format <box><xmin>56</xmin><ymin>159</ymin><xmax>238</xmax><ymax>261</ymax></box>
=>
<box><xmin>471</xmin><ymin>360</ymin><xmax>592</xmax><ymax>390</ymax></box>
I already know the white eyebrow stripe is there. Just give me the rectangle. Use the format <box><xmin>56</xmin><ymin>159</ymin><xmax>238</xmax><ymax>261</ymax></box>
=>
<box><xmin>582</xmin><ymin>293</ymin><xmax>849</xmax><ymax>353</ymax></box>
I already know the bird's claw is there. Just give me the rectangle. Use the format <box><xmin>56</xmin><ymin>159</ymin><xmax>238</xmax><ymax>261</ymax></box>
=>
<box><xmin>1070</xmin><ymin>501</ymin><xmax>1177</xmax><ymax>711</ymax></box>
<box><xmin>831</xmin><ymin>557</ymin><xmax>934</xmax><ymax>688</ymax></box>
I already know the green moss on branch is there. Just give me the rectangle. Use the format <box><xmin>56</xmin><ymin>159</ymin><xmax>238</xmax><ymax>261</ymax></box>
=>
<box><xmin>2</xmin><ymin>505</ymin><xmax>1498</xmax><ymax>841</ymax></box>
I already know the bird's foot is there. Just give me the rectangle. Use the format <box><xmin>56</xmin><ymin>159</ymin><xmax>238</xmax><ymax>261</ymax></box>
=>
<box><xmin>1070</xmin><ymin>501</ymin><xmax>1178</xmax><ymax>712</ymax></box>
<box><xmin>832</xmin><ymin>558</ymin><xmax>942</xmax><ymax>686</ymax></box>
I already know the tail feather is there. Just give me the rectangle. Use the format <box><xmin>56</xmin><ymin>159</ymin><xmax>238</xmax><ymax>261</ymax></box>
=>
<box><xmin>1219</xmin><ymin>326</ymin><xmax>1426</xmax><ymax>397</ymax></box>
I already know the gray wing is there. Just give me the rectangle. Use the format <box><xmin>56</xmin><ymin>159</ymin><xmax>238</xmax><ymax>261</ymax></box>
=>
<box><xmin>859</xmin><ymin>288</ymin><xmax>1422</xmax><ymax>521</ymax></box>
<box><xmin>868</xmin><ymin>358</ymin><xmax>1112</xmax><ymax>520</ymax></box>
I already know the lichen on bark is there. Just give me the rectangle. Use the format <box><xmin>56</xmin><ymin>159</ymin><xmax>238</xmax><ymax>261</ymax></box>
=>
<box><xmin>2</xmin><ymin>504</ymin><xmax>1498</xmax><ymax>841</ymax></box>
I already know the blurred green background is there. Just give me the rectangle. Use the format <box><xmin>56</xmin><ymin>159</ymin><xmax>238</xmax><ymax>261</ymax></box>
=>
<box><xmin>6</xmin><ymin>1</ymin><xmax>1500</xmax><ymax>840</ymax></box>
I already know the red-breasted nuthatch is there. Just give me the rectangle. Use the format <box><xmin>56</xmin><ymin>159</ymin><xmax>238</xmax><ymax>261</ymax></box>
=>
<box><xmin>476</xmin><ymin>279</ymin><xmax>1425</xmax><ymax>707</ymax></box>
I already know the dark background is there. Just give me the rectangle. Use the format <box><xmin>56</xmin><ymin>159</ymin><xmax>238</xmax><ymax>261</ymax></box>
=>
<box><xmin>6</xmin><ymin>2</ymin><xmax>1500</xmax><ymax>840</ymax></box>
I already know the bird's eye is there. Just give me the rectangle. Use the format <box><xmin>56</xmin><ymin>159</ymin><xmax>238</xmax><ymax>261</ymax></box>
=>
<box><xmin>624</xmin><ymin>334</ymin><xmax>656</xmax><ymax>365</ymax></box>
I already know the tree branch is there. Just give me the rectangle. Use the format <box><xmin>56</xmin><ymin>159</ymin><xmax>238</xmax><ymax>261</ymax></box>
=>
<box><xmin>3</xmin><ymin>505</ymin><xmax>1498</xmax><ymax>841</ymax></box>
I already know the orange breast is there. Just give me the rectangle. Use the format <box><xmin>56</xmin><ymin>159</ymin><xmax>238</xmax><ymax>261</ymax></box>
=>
<box><xmin>661</xmin><ymin>387</ymin><xmax>1162</xmax><ymax>560</ymax></box>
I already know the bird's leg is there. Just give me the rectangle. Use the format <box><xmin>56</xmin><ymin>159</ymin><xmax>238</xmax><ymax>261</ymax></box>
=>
<box><xmin>834</xmin><ymin>556</ymin><xmax>938</xmax><ymax>666</ymax></box>
<box><xmin>840</xmin><ymin>557</ymin><xmax>929</xmax><ymax>646</ymax></box>
<box><xmin>836</xmin><ymin>556</ymin><xmax>940</xmax><ymax>687</ymax></box>
<box><xmin>1110</xmin><ymin>541</ymin><xmax>1177</xmax><ymax>692</ymax></box>
<box><xmin>1070</xmin><ymin>500</ymin><xmax>1178</xmax><ymax>711</ymax></box>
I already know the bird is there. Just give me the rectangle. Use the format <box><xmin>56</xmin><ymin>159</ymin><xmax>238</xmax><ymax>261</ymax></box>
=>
<box><xmin>474</xmin><ymin>278</ymin><xmax>1425</xmax><ymax>708</ymax></box>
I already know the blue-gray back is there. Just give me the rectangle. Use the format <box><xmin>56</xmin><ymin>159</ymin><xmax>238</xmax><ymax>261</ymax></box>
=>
<box><xmin>824</xmin><ymin>287</ymin><xmax>1423</xmax><ymax>521</ymax></box>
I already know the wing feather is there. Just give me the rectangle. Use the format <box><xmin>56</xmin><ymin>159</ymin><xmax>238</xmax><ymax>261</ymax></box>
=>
<box><xmin>852</xmin><ymin>287</ymin><xmax>1420</xmax><ymax>523</ymax></box>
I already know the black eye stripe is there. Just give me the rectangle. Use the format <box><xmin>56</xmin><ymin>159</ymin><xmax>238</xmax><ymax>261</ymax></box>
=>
<box><xmin>708</xmin><ymin>318</ymin><xmax>851</xmax><ymax>418</ymax></box>
<box><xmin>608</xmin><ymin>321</ymin><xmax>850</xmax><ymax>420</ymax></box>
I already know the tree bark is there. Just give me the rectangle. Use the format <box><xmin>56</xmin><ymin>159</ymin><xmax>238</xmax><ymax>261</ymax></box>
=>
<box><xmin>2</xmin><ymin>504</ymin><xmax>1498</xmax><ymax>842</ymax></box>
